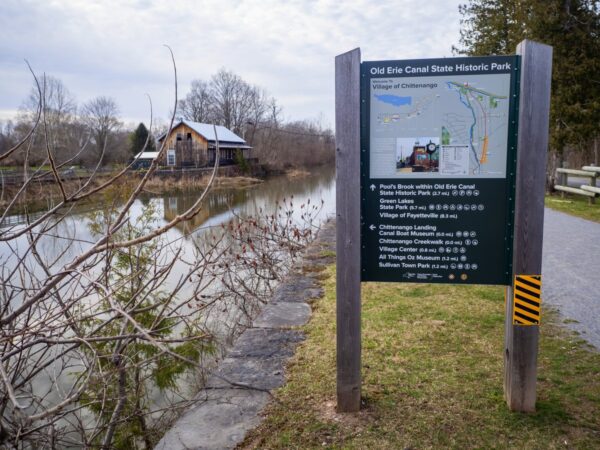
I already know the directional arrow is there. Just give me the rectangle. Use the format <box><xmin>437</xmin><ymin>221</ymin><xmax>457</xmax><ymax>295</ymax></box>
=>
<box><xmin>370</xmin><ymin>184</ymin><xmax>376</xmax><ymax>191</ymax></box>
<box><xmin>369</xmin><ymin>224</ymin><xmax>376</xmax><ymax>231</ymax></box>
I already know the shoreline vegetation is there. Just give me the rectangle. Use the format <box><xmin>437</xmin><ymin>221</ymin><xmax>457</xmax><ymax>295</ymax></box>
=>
<box><xmin>0</xmin><ymin>166</ymin><xmax>322</xmax><ymax>213</ymax></box>
<box><xmin>241</xmin><ymin>265</ymin><xmax>600</xmax><ymax>449</ymax></box>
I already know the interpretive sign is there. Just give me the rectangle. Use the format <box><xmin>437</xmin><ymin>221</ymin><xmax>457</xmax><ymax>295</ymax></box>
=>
<box><xmin>337</xmin><ymin>42</ymin><xmax>551</xmax><ymax>413</ymax></box>
<box><xmin>360</xmin><ymin>56</ymin><xmax>520</xmax><ymax>285</ymax></box>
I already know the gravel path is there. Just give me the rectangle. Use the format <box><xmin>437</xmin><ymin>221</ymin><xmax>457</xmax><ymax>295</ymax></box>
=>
<box><xmin>542</xmin><ymin>207</ymin><xmax>600</xmax><ymax>349</ymax></box>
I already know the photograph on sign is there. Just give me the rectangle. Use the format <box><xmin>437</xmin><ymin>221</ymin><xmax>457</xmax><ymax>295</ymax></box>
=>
<box><xmin>369</xmin><ymin>74</ymin><xmax>512</xmax><ymax>179</ymax></box>
<box><xmin>396</xmin><ymin>137</ymin><xmax>440</xmax><ymax>173</ymax></box>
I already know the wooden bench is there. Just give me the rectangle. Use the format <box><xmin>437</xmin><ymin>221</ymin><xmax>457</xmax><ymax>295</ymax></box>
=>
<box><xmin>554</xmin><ymin>166</ymin><xmax>598</xmax><ymax>204</ymax></box>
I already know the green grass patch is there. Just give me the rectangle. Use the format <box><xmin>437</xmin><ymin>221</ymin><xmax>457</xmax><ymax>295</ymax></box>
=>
<box><xmin>546</xmin><ymin>193</ymin><xmax>600</xmax><ymax>223</ymax></box>
<box><xmin>242</xmin><ymin>266</ymin><xmax>600</xmax><ymax>449</ymax></box>
<box><xmin>319</xmin><ymin>250</ymin><xmax>337</xmax><ymax>258</ymax></box>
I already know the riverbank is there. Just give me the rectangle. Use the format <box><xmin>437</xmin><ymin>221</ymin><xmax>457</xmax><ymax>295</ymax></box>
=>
<box><xmin>155</xmin><ymin>220</ymin><xmax>337</xmax><ymax>449</ymax></box>
<box><xmin>0</xmin><ymin>176</ymin><xmax>262</xmax><ymax>218</ymax></box>
<box><xmin>0</xmin><ymin>166</ymin><xmax>329</xmax><ymax>213</ymax></box>
<box><xmin>241</xmin><ymin>269</ymin><xmax>600</xmax><ymax>448</ymax></box>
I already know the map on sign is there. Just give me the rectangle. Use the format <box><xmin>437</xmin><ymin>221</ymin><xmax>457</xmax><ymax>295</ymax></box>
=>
<box><xmin>369</xmin><ymin>73</ymin><xmax>511</xmax><ymax>179</ymax></box>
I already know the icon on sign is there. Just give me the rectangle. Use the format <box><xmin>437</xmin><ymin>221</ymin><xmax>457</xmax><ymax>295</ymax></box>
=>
<box><xmin>443</xmin><ymin>204</ymin><xmax>449</xmax><ymax>210</ymax></box>
<box><xmin>470</xmin><ymin>231</ymin><xmax>476</xmax><ymax>237</ymax></box>
<box><xmin>370</xmin><ymin>184</ymin><xmax>376</xmax><ymax>191</ymax></box>
<box><xmin>450</xmin><ymin>204</ymin><xmax>456</xmax><ymax>210</ymax></box>
<box><xmin>466</xmin><ymin>190</ymin><xmax>473</xmax><ymax>196</ymax></box>
<box><xmin>369</xmin><ymin>224</ymin><xmax>376</xmax><ymax>231</ymax></box>
<box><xmin>429</xmin><ymin>204</ymin><xmax>435</xmax><ymax>210</ymax></box>
<box><xmin>450</xmin><ymin>263</ymin><xmax>457</xmax><ymax>269</ymax></box>
<box><xmin>458</xmin><ymin>263</ymin><xmax>464</xmax><ymax>270</ymax></box>
<box><xmin>474</xmin><ymin>190</ymin><xmax>480</xmax><ymax>196</ymax></box>
<box><xmin>460</xmin><ymin>274</ymin><xmax>468</xmax><ymax>281</ymax></box>
<box><xmin>472</xmin><ymin>263</ymin><xmax>478</xmax><ymax>270</ymax></box>
<box><xmin>465</xmin><ymin>263</ymin><xmax>471</xmax><ymax>270</ymax></box>
<box><xmin>456</xmin><ymin>231</ymin><xmax>462</xmax><ymax>237</ymax></box>
<box><xmin>448</xmin><ymin>274</ymin><xmax>455</xmax><ymax>280</ymax></box>
<box><xmin>459</xmin><ymin>190</ymin><xmax>465</xmax><ymax>196</ymax></box>
<box><xmin>465</xmin><ymin>239</ymin><xmax>471</xmax><ymax>245</ymax></box>
<box><xmin>478</xmin><ymin>204</ymin><xmax>484</xmax><ymax>211</ymax></box>
<box><xmin>452</xmin><ymin>190</ymin><xmax>458</xmax><ymax>196</ymax></box>
<box><xmin>457</xmin><ymin>205</ymin><xmax>463</xmax><ymax>211</ymax></box>
<box><xmin>460</xmin><ymin>255</ymin><xmax>467</xmax><ymax>262</ymax></box>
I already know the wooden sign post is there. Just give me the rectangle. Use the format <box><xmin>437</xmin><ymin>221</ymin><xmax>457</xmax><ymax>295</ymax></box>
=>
<box><xmin>504</xmin><ymin>40</ymin><xmax>552</xmax><ymax>412</ymax></box>
<box><xmin>335</xmin><ymin>48</ymin><xmax>362</xmax><ymax>412</ymax></box>
<box><xmin>335</xmin><ymin>40</ymin><xmax>552</xmax><ymax>414</ymax></box>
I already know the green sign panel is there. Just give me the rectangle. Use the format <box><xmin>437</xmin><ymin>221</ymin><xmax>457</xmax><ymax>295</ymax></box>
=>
<box><xmin>361</xmin><ymin>55</ymin><xmax>520</xmax><ymax>285</ymax></box>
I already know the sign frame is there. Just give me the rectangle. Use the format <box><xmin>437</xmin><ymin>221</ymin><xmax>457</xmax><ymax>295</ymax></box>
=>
<box><xmin>359</xmin><ymin>55</ymin><xmax>521</xmax><ymax>285</ymax></box>
<box><xmin>335</xmin><ymin>41</ymin><xmax>552</xmax><ymax>414</ymax></box>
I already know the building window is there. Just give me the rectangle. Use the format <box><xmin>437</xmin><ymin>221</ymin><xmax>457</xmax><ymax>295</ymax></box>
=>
<box><xmin>167</xmin><ymin>149</ymin><xmax>176</xmax><ymax>166</ymax></box>
<box><xmin>186</xmin><ymin>132</ymin><xmax>192</xmax><ymax>140</ymax></box>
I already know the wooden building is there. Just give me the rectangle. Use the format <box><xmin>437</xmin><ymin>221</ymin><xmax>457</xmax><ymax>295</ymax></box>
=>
<box><xmin>157</xmin><ymin>120</ymin><xmax>252</xmax><ymax>168</ymax></box>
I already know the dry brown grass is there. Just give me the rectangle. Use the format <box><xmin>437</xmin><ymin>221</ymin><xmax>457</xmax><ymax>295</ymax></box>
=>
<box><xmin>286</xmin><ymin>169</ymin><xmax>311</xmax><ymax>178</ymax></box>
<box><xmin>142</xmin><ymin>175</ymin><xmax>263</xmax><ymax>192</ymax></box>
<box><xmin>1</xmin><ymin>174</ymin><xmax>264</xmax><ymax>213</ymax></box>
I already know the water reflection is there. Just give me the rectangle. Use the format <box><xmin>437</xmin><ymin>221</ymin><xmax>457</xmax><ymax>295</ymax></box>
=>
<box><xmin>163</xmin><ymin>189</ymin><xmax>251</xmax><ymax>234</ymax></box>
<box><xmin>153</xmin><ymin>165</ymin><xmax>335</xmax><ymax>235</ymax></box>
<box><xmin>0</xmin><ymin>166</ymin><xmax>335</xmax><ymax>446</ymax></box>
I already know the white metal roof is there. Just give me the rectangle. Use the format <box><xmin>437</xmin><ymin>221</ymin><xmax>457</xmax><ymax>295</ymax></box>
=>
<box><xmin>182</xmin><ymin>120</ymin><xmax>246</xmax><ymax>143</ymax></box>
<box><xmin>134</xmin><ymin>151</ymin><xmax>160</xmax><ymax>159</ymax></box>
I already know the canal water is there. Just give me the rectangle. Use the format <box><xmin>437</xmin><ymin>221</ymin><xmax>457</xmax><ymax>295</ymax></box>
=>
<box><xmin>0</xmin><ymin>166</ymin><xmax>335</xmax><ymax>444</ymax></box>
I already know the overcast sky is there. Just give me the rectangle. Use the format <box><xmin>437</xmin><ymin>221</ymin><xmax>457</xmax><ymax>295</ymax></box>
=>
<box><xmin>0</xmin><ymin>0</ymin><xmax>462</xmax><ymax>129</ymax></box>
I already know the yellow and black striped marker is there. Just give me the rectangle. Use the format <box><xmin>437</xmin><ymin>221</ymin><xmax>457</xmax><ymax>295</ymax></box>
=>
<box><xmin>513</xmin><ymin>275</ymin><xmax>542</xmax><ymax>325</ymax></box>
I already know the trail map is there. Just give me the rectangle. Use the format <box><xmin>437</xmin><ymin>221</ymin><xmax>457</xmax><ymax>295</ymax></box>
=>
<box><xmin>369</xmin><ymin>73</ymin><xmax>512</xmax><ymax>179</ymax></box>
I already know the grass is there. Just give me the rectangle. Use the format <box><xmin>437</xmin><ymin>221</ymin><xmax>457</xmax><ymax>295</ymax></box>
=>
<box><xmin>545</xmin><ymin>193</ymin><xmax>600</xmax><ymax>223</ymax></box>
<box><xmin>241</xmin><ymin>266</ymin><xmax>600</xmax><ymax>449</ymax></box>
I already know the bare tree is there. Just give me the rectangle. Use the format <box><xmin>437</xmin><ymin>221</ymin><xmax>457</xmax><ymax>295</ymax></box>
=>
<box><xmin>178</xmin><ymin>79</ymin><xmax>213</xmax><ymax>123</ymax></box>
<box><xmin>0</xmin><ymin>58</ymin><xmax>323</xmax><ymax>449</ymax></box>
<box><xmin>209</xmin><ymin>68</ymin><xmax>267</xmax><ymax>135</ymax></box>
<box><xmin>15</xmin><ymin>75</ymin><xmax>81</xmax><ymax>166</ymax></box>
<box><xmin>82</xmin><ymin>96</ymin><xmax>121</xmax><ymax>166</ymax></box>
<box><xmin>0</xmin><ymin>120</ymin><xmax>16</xmax><ymax>155</ymax></box>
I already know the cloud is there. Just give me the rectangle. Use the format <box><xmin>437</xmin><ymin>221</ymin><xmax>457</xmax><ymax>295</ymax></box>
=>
<box><xmin>0</xmin><ymin>0</ymin><xmax>462</xmax><ymax>126</ymax></box>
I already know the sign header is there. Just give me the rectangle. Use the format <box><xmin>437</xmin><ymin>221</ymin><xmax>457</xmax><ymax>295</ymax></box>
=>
<box><xmin>364</xmin><ymin>55</ymin><xmax>516</xmax><ymax>77</ymax></box>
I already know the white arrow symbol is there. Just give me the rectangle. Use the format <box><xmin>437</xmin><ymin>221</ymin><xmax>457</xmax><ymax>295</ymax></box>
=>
<box><xmin>369</xmin><ymin>224</ymin><xmax>376</xmax><ymax>231</ymax></box>
<box><xmin>370</xmin><ymin>184</ymin><xmax>376</xmax><ymax>191</ymax></box>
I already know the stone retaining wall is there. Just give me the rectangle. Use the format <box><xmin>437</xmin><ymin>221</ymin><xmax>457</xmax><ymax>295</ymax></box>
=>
<box><xmin>155</xmin><ymin>220</ymin><xmax>336</xmax><ymax>449</ymax></box>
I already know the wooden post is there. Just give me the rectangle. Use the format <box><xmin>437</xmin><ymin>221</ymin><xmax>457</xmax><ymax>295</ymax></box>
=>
<box><xmin>335</xmin><ymin>48</ymin><xmax>362</xmax><ymax>412</ymax></box>
<box><xmin>504</xmin><ymin>40</ymin><xmax>553</xmax><ymax>412</ymax></box>
<box><xmin>589</xmin><ymin>172</ymin><xmax>596</xmax><ymax>205</ymax></box>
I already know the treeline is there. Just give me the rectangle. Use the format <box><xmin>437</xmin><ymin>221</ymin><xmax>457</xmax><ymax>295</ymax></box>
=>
<box><xmin>0</xmin><ymin>76</ymin><xmax>129</xmax><ymax>167</ymax></box>
<box><xmin>177</xmin><ymin>68</ymin><xmax>334</xmax><ymax>170</ymax></box>
<box><xmin>455</xmin><ymin>0</ymin><xmax>600</xmax><ymax>180</ymax></box>
<box><xmin>0</xmin><ymin>69</ymin><xmax>334</xmax><ymax>171</ymax></box>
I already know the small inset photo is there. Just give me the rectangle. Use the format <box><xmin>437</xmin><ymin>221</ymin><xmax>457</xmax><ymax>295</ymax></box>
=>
<box><xmin>396</xmin><ymin>137</ymin><xmax>440</xmax><ymax>173</ymax></box>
